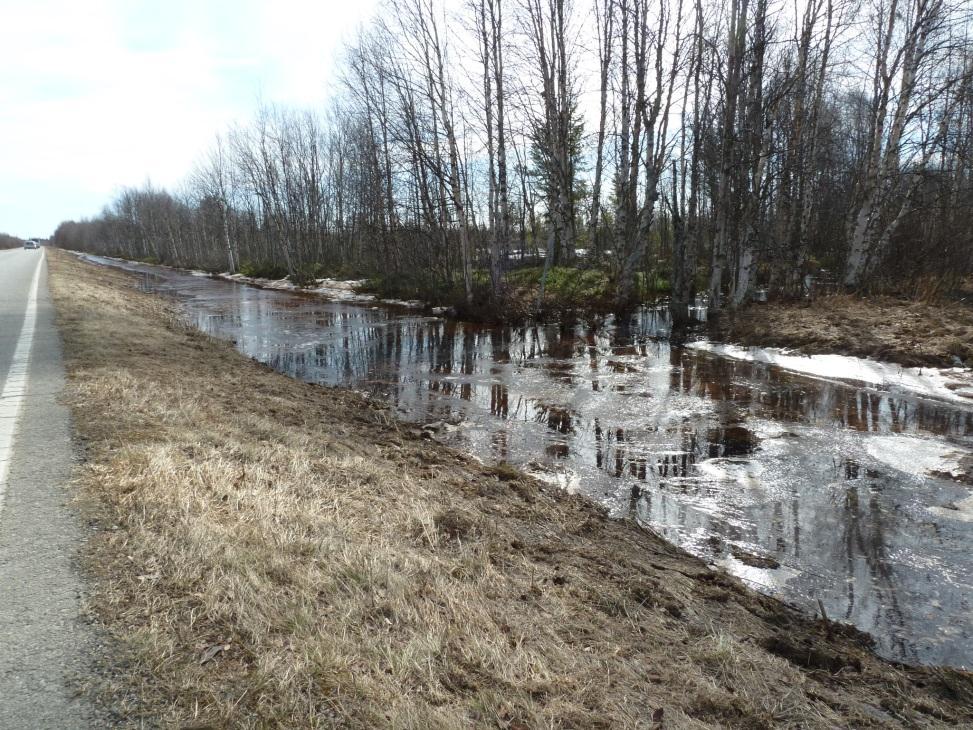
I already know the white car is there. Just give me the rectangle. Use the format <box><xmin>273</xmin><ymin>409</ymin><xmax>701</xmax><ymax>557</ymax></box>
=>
<box><xmin>23</xmin><ymin>240</ymin><xmax>39</xmax><ymax>250</ymax></box>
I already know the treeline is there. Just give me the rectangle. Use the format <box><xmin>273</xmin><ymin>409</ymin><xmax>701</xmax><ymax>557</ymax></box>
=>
<box><xmin>0</xmin><ymin>233</ymin><xmax>24</xmax><ymax>249</ymax></box>
<box><xmin>54</xmin><ymin>0</ymin><xmax>973</xmax><ymax>314</ymax></box>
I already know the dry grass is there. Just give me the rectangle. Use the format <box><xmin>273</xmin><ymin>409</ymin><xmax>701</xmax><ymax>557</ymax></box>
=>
<box><xmin>717</xmin><ymin>295</ymin><xmax>973</xmax><ymax>368</ymax></box>
<box><xmin>48</xmin><ymin>250</ymin><xmax>973</xmax><ymax>728</ymax></box>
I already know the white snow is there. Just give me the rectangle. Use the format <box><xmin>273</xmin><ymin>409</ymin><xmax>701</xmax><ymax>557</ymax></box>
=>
<box><xmin>864</xmin><ymin>435</ymin><xmax>966</xmax><ymax>479</ymax></box>
<box><xmin>215</xmin><ymin>272</ymin><xmax>429</xmax><ymax>308</ymax></box>
<box><xmin>687</xmin><ymin>342</ymin><xmax>973</xmax><ymax>405</ymax></box>
<box><xmin>930</xmin><ymin>495</ymin><xmax>973</xmax><ymax>522</ymax></box>
<box><xmin>524</xmin><ymin>462</ymin><xmax>581</xmax><ymax>493</ymax></box>
<box><xmin>697</xmin><ymin>458</ymin><xmax>764</xmax><ymax>489</ymax></box>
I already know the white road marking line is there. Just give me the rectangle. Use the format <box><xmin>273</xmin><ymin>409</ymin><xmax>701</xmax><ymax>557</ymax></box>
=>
<box><xmin>0</xmin><ymin>254</ymin><xmax>44</xmax><ymax>520</ymax></box>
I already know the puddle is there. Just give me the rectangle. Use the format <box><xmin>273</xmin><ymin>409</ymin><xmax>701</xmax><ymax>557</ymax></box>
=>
<box><xmin>80</xmin><ymin>253</ymin><xmax>973</xmax><ymax>669</ymax></box>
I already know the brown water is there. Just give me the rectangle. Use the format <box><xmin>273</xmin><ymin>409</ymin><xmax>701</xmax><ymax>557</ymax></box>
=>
<box><xmin>84</xmin><ymin>254</ymin><xmax>973</xmax><ymax>669</ymax></box>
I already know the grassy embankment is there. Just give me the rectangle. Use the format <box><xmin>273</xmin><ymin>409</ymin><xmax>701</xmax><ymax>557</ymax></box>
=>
<box><xmin>108</xmin><ymin>253</ymin><xmax>664</xmax><ymax>322</ymax></box>
<box><xmin>229</xmin><ymin>261</ymin><xmax>625</xmax><ymax>321</ymax></box>
<box><xmin>369</xmin><ymin>265</ymin><xmax>669</xmax><ymax>322</ymax></box>
<box><xmin>716</xmin><ymin>295</ymin><xmax>973</xmax><ymax>368</ymax></box>
<box><xmin>49</xmin><ymin>249</ymin><xmax>973</xmax><ymax>728</ymax></box>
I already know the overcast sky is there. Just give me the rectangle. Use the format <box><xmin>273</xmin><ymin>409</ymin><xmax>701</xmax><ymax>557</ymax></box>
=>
<box><xmin>0</xmin><ymin>0</ymin><xmax>378</xmax><ymax>238</ymax></box>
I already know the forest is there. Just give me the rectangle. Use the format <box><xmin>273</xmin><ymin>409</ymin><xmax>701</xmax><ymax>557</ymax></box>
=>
<box><xmin>53</xmin><ymin>0</ymin><xmax>973</xmax><ymax>319</ymax></box>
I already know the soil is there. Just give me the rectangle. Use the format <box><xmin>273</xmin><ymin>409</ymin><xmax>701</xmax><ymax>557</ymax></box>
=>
<box><xmin>713</xmin><ymin>295</ymin><xmax>973</xmax><ymax>369</ymax></box>
<box><xmin>48</xmin><ymin>250</ymin><xmax>973</xmax><ymax>728</ymax></box>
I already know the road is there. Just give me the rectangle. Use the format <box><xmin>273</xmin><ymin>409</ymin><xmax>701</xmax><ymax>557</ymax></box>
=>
<box><xmin>0</xmin><ymin>248</ymin><xmax>95</xmax><ymax>728</ymax></box>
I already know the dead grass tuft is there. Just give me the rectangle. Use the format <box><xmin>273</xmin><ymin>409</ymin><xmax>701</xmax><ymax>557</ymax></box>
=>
<box><xmin>717</xmin><ymin>294</ymin><xmax>973</xmax><ymax>368</ymax></box>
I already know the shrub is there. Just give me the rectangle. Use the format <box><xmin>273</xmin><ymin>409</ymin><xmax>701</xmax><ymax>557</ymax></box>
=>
<box><xmin>238</xmin><ymin>261</ymin><xmax>289</xmax><ymax>280</ymax></box>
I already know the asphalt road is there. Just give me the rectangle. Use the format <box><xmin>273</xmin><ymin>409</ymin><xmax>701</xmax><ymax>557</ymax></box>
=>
<box><xmin>0</xmin><ymin>248</ymin><xmax>96</xmax><ymax>728</ymax></box>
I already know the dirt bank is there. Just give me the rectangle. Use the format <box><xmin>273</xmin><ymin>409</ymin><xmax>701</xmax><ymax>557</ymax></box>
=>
<box><xmin>714</xmin><ymin>295</ymin><xmax>973</xmax><ymax>369</ymax></box>
<box><xmin>49</xmin><ymin>250</ymin><xmax>973</xmax><ymax>728</ymax></box>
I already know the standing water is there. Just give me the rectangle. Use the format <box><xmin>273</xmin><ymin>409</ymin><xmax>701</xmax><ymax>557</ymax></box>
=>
<box><xmin>82</xmin><ymin>254</ymin><xmax>973</xmax><ymax>669</ymax></box>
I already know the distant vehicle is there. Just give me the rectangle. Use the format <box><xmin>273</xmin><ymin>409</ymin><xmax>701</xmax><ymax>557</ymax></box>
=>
<box><xmin>23</xmin><ymin>240</ymin><xmax>39</xmax><ymax>249</ymax></box>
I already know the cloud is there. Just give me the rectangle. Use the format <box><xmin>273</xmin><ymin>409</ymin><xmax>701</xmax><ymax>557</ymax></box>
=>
<box><xmin>0</xmin><ymin>0</ymin><xmax>378</xmax><ymax>236</ymax></box>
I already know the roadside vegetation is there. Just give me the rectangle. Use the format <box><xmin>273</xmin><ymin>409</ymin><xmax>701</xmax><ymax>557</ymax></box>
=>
<box><xmin>0</xmin><ymin>232</ymin><xmax>24</xmax><ymax>249</ymax></box>
<box><xmin>368</xmin><ymin>264</ymin><xmax>622</xmax><ymax>322</ymax></box>
<box><xmin>49</xmin><ymin>251</ymin><xmax>973</xmax><ymax>728</ymax></box>
<box><xmin>50</xmin><ymin>0</ymin><xmax>973</xmax><ymax>323</ymax></box>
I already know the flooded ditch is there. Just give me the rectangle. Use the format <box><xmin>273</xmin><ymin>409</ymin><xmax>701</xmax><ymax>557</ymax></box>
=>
<box><xmin>82</xmin><ymin>254</ymin><xmax>973</xmax><ymax>669</ymax></box>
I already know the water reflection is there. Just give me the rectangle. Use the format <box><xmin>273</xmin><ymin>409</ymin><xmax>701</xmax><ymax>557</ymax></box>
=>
<box><xmin>82</xmin><ymin>254</ymin><xmax>973</xmax><ymax>669</ymax></box>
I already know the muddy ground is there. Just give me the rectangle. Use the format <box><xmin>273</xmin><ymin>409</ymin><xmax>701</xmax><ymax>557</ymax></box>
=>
<box><xmin>49</xmin><ymin>250</ymin><xmax>973</xmax><ymax>728</ymax></box>
<box><xmin>714</xmin><ymin>295</ymin><xmax>973</xmax><ymax>369</ymax></box>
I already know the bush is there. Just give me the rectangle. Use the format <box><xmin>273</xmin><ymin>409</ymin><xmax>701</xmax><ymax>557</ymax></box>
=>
<box><xmin>239</xmin><ymin>260</ymin><xmax>369</xmax><ymax>287</ymax></box>
<box><xmin>508</xmin><ymin>265</ymin><xmax>611</xmax><ymax>308</ymax></box>
<box><xmin>365</xmin><ymin>271</ymin><xmax>445</xmax><ymax>302</ymax></box>
<box><xmin>289</xmin><ymin>263</ymin><xmax>324</xmax><ymax>287</ymax></box>
<box><xmin>238</xmin><ymin>261</ymin><xmax>289</xmax><ymax>280</ymax></box>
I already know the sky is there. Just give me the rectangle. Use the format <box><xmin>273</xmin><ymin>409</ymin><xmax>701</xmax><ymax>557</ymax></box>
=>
<box><xmin>0</xmin><ymin>0</ymin><xmax>378</xmax><ymax>238</ymax></box>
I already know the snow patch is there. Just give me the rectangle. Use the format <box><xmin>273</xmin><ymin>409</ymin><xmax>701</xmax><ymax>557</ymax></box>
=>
<box><xmin>688</xmin><ymin>342</ymin><xmax>973</xmax><ymax>405</ymax></box>
<box><xmin>865</xmin><ymin>435</ymin><xmax>966</xmax><ymax>479</ymax></box>
<box><xmin>524</xmin><ymin>462</ymin><xmax>581</xmax><ymax>493</ymax></box>
<box><xmin>697</xmin><ymin>458</ymin><xmax>764</xmax><ymax>488</ymax></box>
<box><xmin>215</xmin><ymin>272</ymin><xmax>428</xmax><ymax>308</ymax></box>
<box><xmin>930</xmin><ymin>495</ymin><xmax>973</xmax><ymax>522</ymax></box>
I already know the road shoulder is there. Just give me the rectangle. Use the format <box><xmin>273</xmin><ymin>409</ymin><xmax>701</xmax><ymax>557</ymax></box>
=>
<box><xmin>0</xmin><ymin>253</ymin><xmax>99</xmax><ymax>729</ymax></box>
